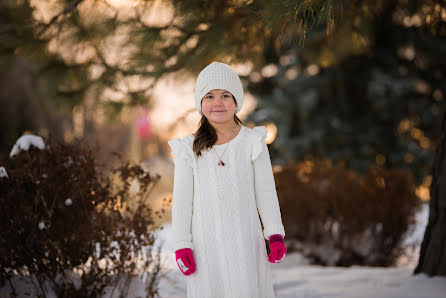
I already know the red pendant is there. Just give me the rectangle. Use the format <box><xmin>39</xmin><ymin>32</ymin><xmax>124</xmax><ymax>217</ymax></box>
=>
<box><xmin>218</xmin><ymin>160</ymin><xmax>225</xmax><ymax>166</ymax></box>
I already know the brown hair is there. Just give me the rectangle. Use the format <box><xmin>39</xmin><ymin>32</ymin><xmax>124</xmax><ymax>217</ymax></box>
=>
<box><xmin>193</xmin><ymin>98</ymin><xmax>243</xmax><ymax>157</ymax></box>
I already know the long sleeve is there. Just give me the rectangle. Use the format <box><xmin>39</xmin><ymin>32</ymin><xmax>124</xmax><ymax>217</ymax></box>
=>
<box><xmin>251</xmin><ymin>129</ymin><xmax>286</xmax><ymax>240</ymax></box>
<box><xmin>168</xmin><ymin>138</ymin><xmax>195</xmax><ymax>252</ymax></box>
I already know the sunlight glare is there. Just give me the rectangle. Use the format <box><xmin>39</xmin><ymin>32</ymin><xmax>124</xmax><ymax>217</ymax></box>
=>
<box><xmin>265</xmin><ymin>122</ymin><xmax>277</xmax><ymax>144</ymax></box>
<box><xmin>106</xmin><ymin>0</ymin><xmax>139</xmax><ymax>8</ymax></box>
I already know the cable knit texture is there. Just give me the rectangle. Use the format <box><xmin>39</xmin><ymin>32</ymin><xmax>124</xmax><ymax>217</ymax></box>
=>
<box><xmin>168</xmin><ymin>125</ymin><xmax>286</xmax><ymax>298</ymax></box>
<box><xmin>194</xmin><ymin>62</ymin><xmax>244</xmax><ymax>115</ymax></box>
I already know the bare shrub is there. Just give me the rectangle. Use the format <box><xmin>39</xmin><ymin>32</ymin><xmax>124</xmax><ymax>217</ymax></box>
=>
<box><xmin>274</xmin><ymin>159</ymin><xmax>420</xmax><ymax>266</ymax></box>
<box><xmin>0</xmin><ymin>137</ymin><xmax>163</xmax><ymax>297</ymax></box>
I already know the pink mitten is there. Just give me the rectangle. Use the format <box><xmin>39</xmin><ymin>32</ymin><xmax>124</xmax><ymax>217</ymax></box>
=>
<box><xmin>175</xmin><ymin>248</ymin><xmax>196</xmax><ymax>275</ymax></box>
<box><xmin>268</xmin><ymin>234</ymin><xmax>287</xmax><ymax>263</ymax></box>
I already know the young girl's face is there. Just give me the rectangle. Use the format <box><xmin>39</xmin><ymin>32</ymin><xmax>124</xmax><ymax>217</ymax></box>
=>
<box><xmin>201</xmin><ymin>89</ymin><xmax>237</xmax><ymax>124</ymax></box>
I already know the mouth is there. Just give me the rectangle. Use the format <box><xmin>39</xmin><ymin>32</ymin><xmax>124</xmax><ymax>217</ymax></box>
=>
<box><xmin>212</xmin><ymin>110</ymin><xmax>226</xmax><ymax>113</ymax></box>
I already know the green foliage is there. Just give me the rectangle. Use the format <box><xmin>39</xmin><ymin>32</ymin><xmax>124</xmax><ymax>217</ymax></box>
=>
<box><xmin>1</xmin><ymin>0</ymin><xmax>443</xmax><ymax>181</ymax></box>
<box><xmin>0</xmin><ymin>0</ymin><xmax>266</xmax><ymax>150</ymax></box>
<box><xmin>0</xmin><ymin>137</ymin><xmax>162</xmax><ymax>297</ymax></box>
<box><xmin>247</xmin><ymin>0</ymin><xmax>444</xmax><ymax>182</ymax></box>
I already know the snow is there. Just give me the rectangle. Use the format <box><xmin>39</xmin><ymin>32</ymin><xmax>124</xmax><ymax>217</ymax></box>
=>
<box><xmin>151</xmin><ymin>206</ymin><xmax>445</xmax><ymax>298</ymax></box>
<box><xmin>2</xmin><ymin>204</ymin><xmax>444</xmax><ymax>298</ymax></box>
<box><xmin>64</xmin><ymin>156</ymin><xmax>74</xmax><ymax>168</ymax></box>
<box><xmin>38</xmin><ymin>222</ymin><xmax>46</xmax><ymax>230</ymax></box>
<box><xmin>396</xmin><ymin>203</ymin><xmax>430</xmax><ymax>267</ymax></box>
<box><xmin>10</xmin><ymin>134</ymin><xmax>46</xmax><ymax>157</ymax></box>
<box><xmin>0</xmin><ymin>166</ymin><xmax>8</xmax><ymax>178</ymax></box>
<box><xmin>270</xmin><ymin>262</ymin><xmax>445</xmax><ymax>298</ymax></box>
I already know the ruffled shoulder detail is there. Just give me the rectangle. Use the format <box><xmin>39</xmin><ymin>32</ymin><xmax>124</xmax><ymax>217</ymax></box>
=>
<box><xmin>168</xmin><ymin>134</ymin><xmax>196</xmax><ymax>168</ymax></box>
<box><xmin>249</xmin><ymin>126</ymin><xmax>268</xmax><ymax>161</ymax></box>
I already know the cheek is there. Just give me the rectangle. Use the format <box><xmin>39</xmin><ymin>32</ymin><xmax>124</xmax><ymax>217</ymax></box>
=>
<box><xmin>201</xmin><ymin>100</ymin><xmax>212</xmax><ymax>115</ymax></box>
<box><xmin>225</xmin><ymin>99</ymin><xmax>237</xmax><ymax>111</ymax></box>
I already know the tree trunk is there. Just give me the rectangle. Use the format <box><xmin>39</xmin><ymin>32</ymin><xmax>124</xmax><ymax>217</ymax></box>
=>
<box><xmin>414</xmin><ymin>110</ymin><xmax>446</xmax><ymax>276</ymax></box>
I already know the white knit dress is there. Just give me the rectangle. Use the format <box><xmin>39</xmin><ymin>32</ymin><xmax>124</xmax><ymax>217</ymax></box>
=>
<box><xmin>168</xmin><ymin>125</ymin><xmax>286</xmax><ymax>298</ymax></box>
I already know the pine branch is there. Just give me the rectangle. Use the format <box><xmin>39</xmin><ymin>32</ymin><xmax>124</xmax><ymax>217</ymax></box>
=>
<box><xmin>37</xmin><ymin>0</ymin><xmax>85</xmax><ymax>37</ymax></box>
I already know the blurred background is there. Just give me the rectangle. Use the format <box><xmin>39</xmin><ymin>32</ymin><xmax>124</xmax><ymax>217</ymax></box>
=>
<box><xmin>1</xmin><ymin>0</ymin><xmax>445</xmax><ymax>296</ymax></box>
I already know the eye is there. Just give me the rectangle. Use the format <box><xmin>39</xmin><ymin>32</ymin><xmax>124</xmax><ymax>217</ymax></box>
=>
<box><xmin>205</xmin><ymin>95</ymin><xmax>213</xmax><ymax>99</ymax></box>
<box><xmin>223</xmin><ymin>94</ymin><xmax>230</xmax><ymax>98</ymax></box>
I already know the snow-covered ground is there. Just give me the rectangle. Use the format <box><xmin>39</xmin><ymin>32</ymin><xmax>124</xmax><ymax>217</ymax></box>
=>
<box><xmin>151</xmin><ymin>203</ymin><xmax>445</xmax><ymax>298</ymax></box>
<box><xmin>154</xmin><ymin>254</ymin><xmax>446</xmax><ymax>298</ymax></box>
<box><xmin>2</xmin><ymin>203</ymin><xmax>445</xmax><ymax>298</ymax></box>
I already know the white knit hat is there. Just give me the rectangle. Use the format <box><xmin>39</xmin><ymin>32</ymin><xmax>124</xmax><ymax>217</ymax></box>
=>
<box><xmin>194</xmin><ymin>62</ymin><xmax>244</xmax><ymax>115</ymax></box>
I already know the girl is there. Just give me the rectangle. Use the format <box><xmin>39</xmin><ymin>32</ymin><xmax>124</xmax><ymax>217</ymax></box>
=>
<box><xmin>168</xmin><ymin>62</ymin><xmax>287</xmax><ymax>298</ymax></box>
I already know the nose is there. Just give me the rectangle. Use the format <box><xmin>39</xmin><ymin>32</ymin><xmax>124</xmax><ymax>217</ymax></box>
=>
<box><xmin>213</xmin><ymin>98</ymin><xmax>224</xmax><ymax>106</ymax></box>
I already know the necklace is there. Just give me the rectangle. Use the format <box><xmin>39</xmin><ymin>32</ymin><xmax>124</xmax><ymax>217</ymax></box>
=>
<box><xmin>213</xmin><ymin>142</ymin><xmax>230</xmax><ymax>166</ymax></box>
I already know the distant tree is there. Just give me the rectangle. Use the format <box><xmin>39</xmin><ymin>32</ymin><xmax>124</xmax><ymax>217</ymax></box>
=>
<box><xmin>246</xmin><ymin>0</ymin><xmax>444</xmax><ymax>183</ymax></box>
<box><xmin>0</xmin><ymin>0</ymin><xmax>260</xmax><ymax>150</ymax></box>
<box><xmin>249</xmin><ymin>0</ymin><xmax>446</xmax><ymax>276</ymax></box>
<box><xmin>0</xmin><ymin>0</ymin><xmax>346</xmax><ymax>151</ymax></box>
<box><xmin>415</xmin><ymin>110</ymin><xmax>446</xmax><ymax>276</ymax></box>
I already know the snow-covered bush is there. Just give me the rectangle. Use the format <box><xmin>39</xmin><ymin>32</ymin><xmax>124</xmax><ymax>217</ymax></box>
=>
<box><xmin>9</xmin><ymin>134</ymin><xmax>46</xmax><ymax>158</ymax></box>
<box><xmin>274</xmin><ymin>159</ymin><xmax>420</xmax><ymax>267</ymax></box>
<box><xmin>0</xmin><ymin>136</ymin><xmax>162</xmax><ymax>297</ymax></box>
